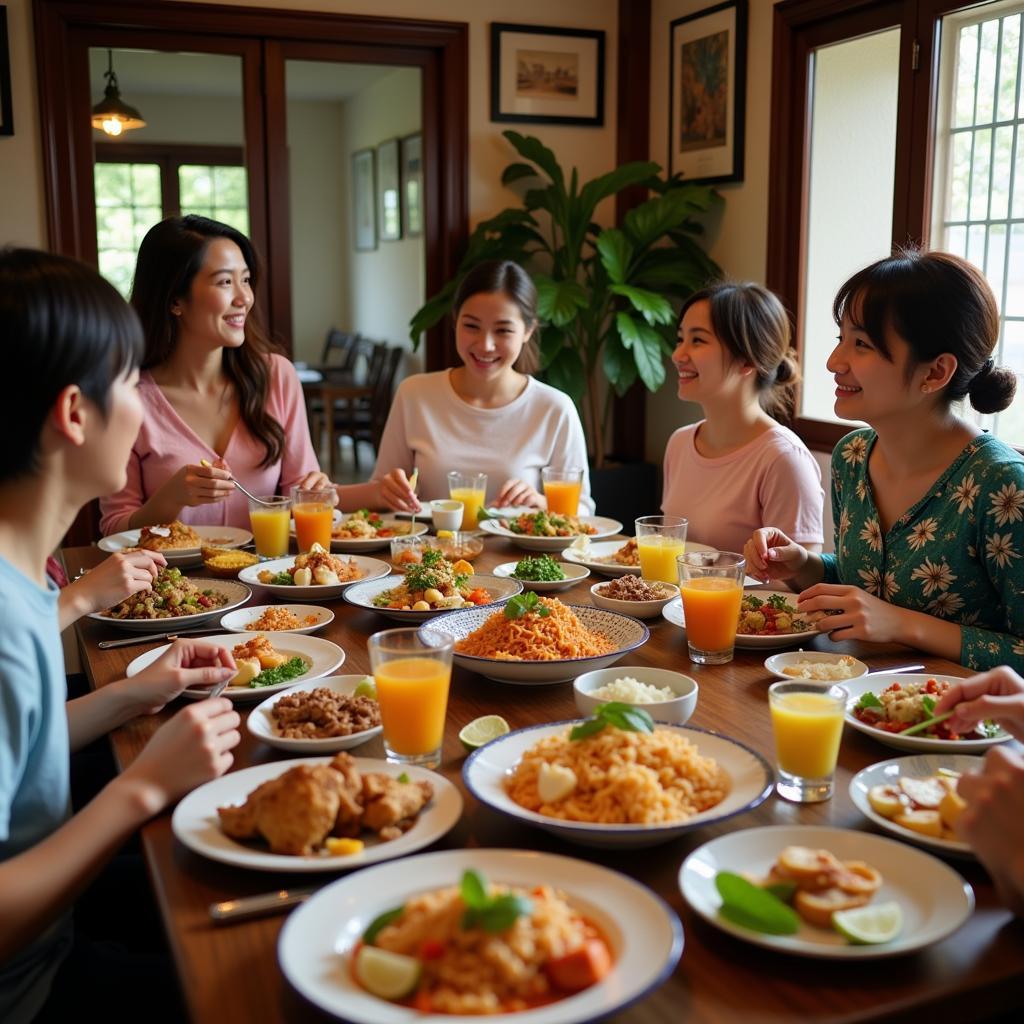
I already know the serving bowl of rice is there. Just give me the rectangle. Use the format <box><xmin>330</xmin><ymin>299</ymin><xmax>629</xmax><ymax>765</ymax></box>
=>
<box><xmin>574</xmin><ymin>666</ymin><xmax>698</xmax><ymax>724</ymax></box>
<box><xmin>463</xmin><ymin>720</ymin><xmax>773</xmax><ymax>848</ymax></box>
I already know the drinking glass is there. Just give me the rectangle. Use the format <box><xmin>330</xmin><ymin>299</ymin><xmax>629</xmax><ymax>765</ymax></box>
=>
<box><xmin>248</xmin><ymin>495</ymin><xmax>291</xmax><ymax>560</ymax></box>
<box><xmin>768</xmin><ymin>680</ymin><xmax>848</xmax><ymax>802</ymax></box>
<box><xmin>368</xmin><ymin>627</ymin><xmax>454</xmax><ymax>769</ymax></box>
<box><xmin>677</xmin><ymin>550</ymin><xmax>745</xmax><ymax>664</ymax></box>
<box><xmin>542</xmin><ymin>466</ymin><xmax>584</xmax><ymax>516</ymax></box>
<box><xmin>291</xmin><ymin>487</ymin><xmax>335</xmax><ymax>552</ymax></box>
<box><xmin>447</xmin><ymin>472</ymin><xmax>487</xmax><ymax>530</ymax></box>
<box><xmin>635</xmin><ymin>515</ymin><xmax>688</xmax><ymax>584</ymax></box>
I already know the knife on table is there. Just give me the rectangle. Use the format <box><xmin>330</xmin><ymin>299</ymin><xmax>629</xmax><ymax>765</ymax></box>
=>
<box><xmin>210</xmin><ymin>887</ymin><xmax>318</xmax><ymax>923</ymax></box>
<box><xmin>98</xmin><ymin>627</ymin><xmax>225</xmax><ymax>650</ymax></box>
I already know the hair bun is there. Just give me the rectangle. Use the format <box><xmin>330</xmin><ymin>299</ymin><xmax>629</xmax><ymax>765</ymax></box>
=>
<box><xmin>968</xmin><ymin>359</ymin><xmax>1017</xmax><ymax>414</ymax></box>
<box><xmin>774</xmin><ymin>350</ymin><xmax>798</xmax><ymax>385</ymax></box>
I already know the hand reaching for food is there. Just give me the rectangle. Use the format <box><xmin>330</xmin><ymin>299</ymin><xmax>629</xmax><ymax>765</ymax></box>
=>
<box><xmin>495</xmin><ymin>478</ymin><xmax>544</xmax><ymax>509</ymax></box>
<box><xmin>935</xmin><ymin>666</ymin><xmax>1024</xmax><ymax>742</ymax></box>
<box><xmin>61</xmin><ymin>549</ymin><xmax>166</xmax><ymax>623</ymax></box>
<box><xmin>115</xmin><ymin>637</ymin><xmax>237</xmax><ymax>716</ymax></box>
<box><xmin>796</xmin><ymin>583</ymin><xmax>908</xmax><ymax>644</ymax></box>
<box><xmin>163</xmin><ymin>458</ymin><xmax>236</xmax><ymax>508</ymax></box>
<box><xmin>744</xmin><ymin>528</ymin><xmax>809</xmax><ymax>582</ymax></box>
<box><xmin>378</xmin><ymin>468</ymin><xmax>421</xmax><ymax>513</ymax></box>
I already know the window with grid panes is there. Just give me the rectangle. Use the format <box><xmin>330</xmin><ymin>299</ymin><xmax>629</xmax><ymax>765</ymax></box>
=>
<box><xmin>94</xmin><ymin>162</ymin><xmax>162</xmax><ymax>299</ymax></box>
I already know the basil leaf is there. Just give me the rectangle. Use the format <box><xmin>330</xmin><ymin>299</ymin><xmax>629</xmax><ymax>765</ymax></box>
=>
<box><xmin>504</xmin><ymin>591</ymin><xmax>547</xmax><ymax>620</ymax></box>
<box><xmin>362</xmin><ymin>905</ymin><xmax>405</xmax><ymax>945</ymax></box>
<box><xmin>570</xmin><ymin>718</ymin><xmax>608</xmax><ymax>741</ymax></box>
<box><xmin>856</xmin><ymin>691</ymin><xmax>883</xmax><ymax>710</ymax></box>
<box><xmin>617</xmin><ymin>706</ymin><xmax>656</xmax><ymax>734</ymax></box>
<box><xmin>477</xmin><ymin>894</ymin><xmax>533</xmax><ymax>933</ymax></box>
<box><xmin>715</xmin><ymin>872</ymin><xmax>800</xmax><ymax>935</ymax></box>
<box><xmin>460</xmin><ymin>869</ymin><xmax>488</xmax><ymax>909</ymax></box>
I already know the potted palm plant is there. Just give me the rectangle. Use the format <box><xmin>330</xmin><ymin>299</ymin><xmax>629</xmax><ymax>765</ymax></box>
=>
<box><xmin>410</xmin><ymin>130</ymin><xmax>722</xmax><ymax>470</ymax></box>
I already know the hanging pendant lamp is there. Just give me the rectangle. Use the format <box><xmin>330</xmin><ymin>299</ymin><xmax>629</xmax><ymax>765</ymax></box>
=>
<box><xmin>91</xmin><ymin>49</ymin><xmax>146</xmax><ymax>137</ymax></box>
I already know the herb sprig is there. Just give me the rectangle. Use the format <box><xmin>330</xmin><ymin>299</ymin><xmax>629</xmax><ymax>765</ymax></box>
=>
<box><xmin>504</xmin><ymin>591</ymin><xmax>551</xmax><ymax>620</ymax></box>
<box><xmin>570</xmin><ymin>701</ymin><xmax>655</xmax><ymax>741</ymax></box>
<box><xmin>460</xmin><ymin>870</ymin><xmax>532</xmax><ymax>933</ymax></box>
<box><xmin>715</xmin><ymin>872</ymin><xmax>800</xmax><ymax>935</ymax></box>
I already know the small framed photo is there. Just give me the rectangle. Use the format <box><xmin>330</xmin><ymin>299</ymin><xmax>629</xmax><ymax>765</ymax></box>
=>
<box><xmin>376</xmin><ymin>137</ymin><xmax>402</xmax><ymax>242</ymax></box>
<box><xmin>669</xmin><ymin>0</ymin><xmax>747</xmax><ymax>184</ymax></box>
<box><xmin>491</xmin><ymin>22</ymin><xmax>605</xmax><ymax>127</ymax></box>
<box><xmin>0</xmin><ymin>6</ymin><xmax>13</xmax><ymax>137</ymax></box>
<box><xmin>351</xmin><ymin>148</ymin><xmax>376</xmax><ymax>252</ymax></box>
<box><xmin>401</xmin><ymin>133</ymin><xmax>423</xmax><ymax>238</ymax></box>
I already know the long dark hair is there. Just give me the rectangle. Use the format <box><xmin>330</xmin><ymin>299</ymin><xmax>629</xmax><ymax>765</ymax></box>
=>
<box><xmin>833</xmin><ymin>248</ymin><xmax>1017</xmax><ymax>414</ymax></box>
<box><xmin>3</xmin><ymin>247</ymin><xmax>142</xmax><ymax>481</ymax></box>
<box><xmin>130</xmin><ymin>215</ymin><xmax>285</xmax><ymax>467</ymax></box>
<box><xmin>679</xmin><ymin>281</ymin><xmax>799</xmax><ymax>419</ymax></box>
<box><xmin>452</xmin><ymin>260</ymin><xmax>539</xmax><ymax>374</ymax></box>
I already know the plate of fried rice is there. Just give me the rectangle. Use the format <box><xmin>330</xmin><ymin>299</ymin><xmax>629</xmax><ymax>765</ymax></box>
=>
<box><xmin>278</xmin><ymin>848</ymin><xmax>683</xmax><ymax>1023</ymax></box>
<box><xmin>433</xmin><ymin>599</ymin><xmax>649</xmax><ymax>684</ymax></box>
<box><xmin>220</xmin><ymin>603</ymin><xmax>334</xmax><ymax>635</ymax></box>
<box><xmin>464</xmin><ymin>721</ymin><xmax>773</xmax><ymax>848</ymax></box>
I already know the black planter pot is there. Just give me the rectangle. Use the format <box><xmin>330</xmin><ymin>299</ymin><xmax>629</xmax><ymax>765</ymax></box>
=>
<box><xmin>589</xmin><ymin>459</ymin><xmax>659</xmax><ymax>527</ymax></box>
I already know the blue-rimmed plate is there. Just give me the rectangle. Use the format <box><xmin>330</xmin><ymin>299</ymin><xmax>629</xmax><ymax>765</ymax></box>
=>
<box><xmin>278</xmin><ymin>848</ymin><xmax>683</xmax><ymax>1023</ymax></box>
<box><xmin>464</xmin><ymin>720</ymin><xmax>773</xmax><ymax>848</ymax></box>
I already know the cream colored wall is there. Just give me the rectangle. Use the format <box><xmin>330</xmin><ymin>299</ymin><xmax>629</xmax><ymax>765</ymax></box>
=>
<box><xmin>110</xmin><ymin>93</ymin><xmax>245</xmax><ymax>144</ymax></box>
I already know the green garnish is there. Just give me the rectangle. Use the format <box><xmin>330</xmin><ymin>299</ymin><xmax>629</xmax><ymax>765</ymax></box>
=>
<box><xmin>766</xmin><ymin>593</ymin><xmax>791</xmax><ymax>611</ymax></box>
<box><xmin>977</xmin><ymin>719</ymin><xmax>1004</xmax><ymax>738</ymax></box>
<box><xmin>715</xmin><ymin>872</ymin><xmax>800</xmax><ymax>935</ymax></box>
<box><xmin>362</xmin><ymin>906</ymin><xmax>405</xmax><ymax>945</ymax></box>
<box><xmin>249</xmin><ymin>656</ymin><xmax>307</xmax><ymax>688</ymax></box>
<box><xmin>268</xmin><ymin>571</ymin><xmax>294</xmax><ymax>586</ymax></box>
<box><xmin>570</xmin><ymin>701</ymin><xmax>655</xmax><ymax>741</ymax></box>
<box><xmin>459</xmin><ymin>870</ymin><xmax>533</xmax><ymax>933</ymax></box>
<box><xmin>856</xmin><ymin>691</ymin><xmax>883</xmax><ymax>710</ymax></box>
<box><xmin>744</xmin><ymin>594</ymin><xmax>763</xmax><ymax>610</ymax></box>
<box><xmin>403</xmin><ymin>548</ymin><xmax>451</xmax><ymax>593</ymax></box>
<box><xmin>504</xmin><ymin>591</ymin><xmax>551</xmax><ymax>620</ymax></box>
<box><xmin>397</xmin><ymin>772</ymin><xmax>410</xmax><ymax>784</ymax></box>
<box><xmin>921</xmin><ymin>695</ymin><xmax>936</xmax><ymax>716</ymax></box>
<box><xmin>512</xmin><ymin>555</ymin><xmax>566</xmax><ymax>582</ymax></box>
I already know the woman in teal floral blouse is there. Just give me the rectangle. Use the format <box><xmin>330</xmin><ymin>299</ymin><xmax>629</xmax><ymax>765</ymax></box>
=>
<box><xmin>745</xmin><ymin>250</ymin><xmax>1023</xmax><ymax>671</ymax></box>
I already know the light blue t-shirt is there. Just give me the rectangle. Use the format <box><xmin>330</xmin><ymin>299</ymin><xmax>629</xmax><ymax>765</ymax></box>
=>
<box><xmin>0</xmin><ymin>555</ymin><xmax>72</xmax><ymax>1023</ymax></box>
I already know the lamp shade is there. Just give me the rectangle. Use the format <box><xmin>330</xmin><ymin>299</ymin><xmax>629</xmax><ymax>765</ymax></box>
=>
<box><xmin>91</xmin><ymin>52</ymin><xmax>146</xmax><ymax>136</ymax></box>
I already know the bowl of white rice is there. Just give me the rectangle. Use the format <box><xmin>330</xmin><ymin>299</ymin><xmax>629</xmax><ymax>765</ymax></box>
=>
<box><xmin>574</xmin><ymin>666</ymin><xmax>698</xmax><ymax>724</ymax></box>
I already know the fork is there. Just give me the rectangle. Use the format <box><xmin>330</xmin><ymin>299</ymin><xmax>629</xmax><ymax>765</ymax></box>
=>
<box><xmin>199</xmin><ymin>459</ymin><xmax>277</xmax><ymax>506</ymax></box>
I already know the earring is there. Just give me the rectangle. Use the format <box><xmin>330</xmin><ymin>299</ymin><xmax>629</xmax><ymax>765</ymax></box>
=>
<box><xmin>921</xmin><ymin>384</ymin><xmax>930</xmax><ymax>393</ymax></box>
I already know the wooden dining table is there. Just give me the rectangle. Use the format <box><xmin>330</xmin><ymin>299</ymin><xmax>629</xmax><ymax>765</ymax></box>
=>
<box><xmin>67</xmin><ymin>539</ymin><xmax>1024</xmax><ymax>1024</ymax></box>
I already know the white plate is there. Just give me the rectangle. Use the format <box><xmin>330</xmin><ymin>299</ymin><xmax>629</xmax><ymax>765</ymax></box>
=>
<box><xmin>88</xmin><ymin>578</ymin><xmax>251</xmax><ymax>633</ymax></box>
<box><xmin>98</xmin><ymin>525</ymin><xmax>252</xmax><ymax>565</ymax></box>
<box><xmin>219</xmin><ymin>604</ymin><xmax>334</xmax><ymax>635</ymax></box>
<box><xmin>238</xmin><ymin>554</ymin><xmax>391</xmax><ymax>599</ymax></box>
<box><xmin>843</xmin><ymin>674</ymin><xmax>1013</xmax><ymax>753</ymax></box>
<box><xmin>849</xmin><ymin>754</ymin><xmax>981</xmax><ymax>859</ymax></box>
<box><xmin>464</xmin><ymin>721</ymin><xmax>773</xmax><ymax>848</ymax></box>
<box><xmin>292</xmin><ymin>517</ymin><xmax>428</xmax><ymax>552</ymax></box>
<box><xmin>435</xmin><ymin>603</ymin><xmax>649</xmax><ymax>684</ymax></box>
<box><xmin>562</xmin><ymin>539</ymin><xmax>717</xmax><ymax>577</ymax></box>
<box><xmin>590</xmin><ymin>579</ymin><xmax>680</xmax><ymax>620</ymax></box>
<box><xmin>763</xmin><ymin>651</ymin><xmax>869</xmax><ymax>681</ymax></box>
<box><xmin>478</xmin><ymin>515</ymin><xmax>623</xmax><ymax>551</ymax></box>
<box><xmin>662</xmin><ymin>589</ymin><xmax>820</xmax><ymax>650</ymax></box>
<box><xmin>247</xmin><ymin>674</ymin><xmax>383</xmax><ymax>753</ymax></box>
<box><xmin>343</xmin><ymin>573</ymin><xmax>523</xmax><ymax>622</ymax></box>
<box><xmin>172</xmin><ymin>756</ymin><xmax>462</xmax><ymax>873</ymax></box>
<box><xmin>679</xmin><ymin>824</ymin><xmax>974</xmax><ymax>958</ymax></box>
<box><xmin>278</xmin><ymin>848</ymin><xmax>683</xmax><ymax>1023</ymax></box>
<box><xmin>492</xmin><ymin>560</ymin><xmax>591</xmax><ymax>592</ymax></box>
<box><xmin>125</xmin><ymin>632</ymin><xmax>345</xmax><ymax>702</ymax></box>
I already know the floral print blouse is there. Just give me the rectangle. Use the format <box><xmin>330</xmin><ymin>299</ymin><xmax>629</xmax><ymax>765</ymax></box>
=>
<box><xmin>821</xmin><ymin>428</ymin><xmax>1024</xmax><ymax>671</ymax></box>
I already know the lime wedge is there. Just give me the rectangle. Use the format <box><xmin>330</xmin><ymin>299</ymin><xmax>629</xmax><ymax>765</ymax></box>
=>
<box><xmin>832</xmin><ymin>901</ymin><xmax>903</xmax><ymax>944</ymax></box>
<box><xmin>354</xmin><ymin>944</ymin><xmax>421</xmax><ymax>999</ymax></box>
<box><xmin>459</xmin><ymin>715</ymin><xmax>510</xmax><ymax>750</ymax></box>
<box><xmin>354</xmin><ymin>676</ymin><xmax>377</xmax><ymax>700</ymax></box>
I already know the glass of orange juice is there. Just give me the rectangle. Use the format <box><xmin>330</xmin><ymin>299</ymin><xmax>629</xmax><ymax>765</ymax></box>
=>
<box><xmin>368</xmin><ymin>627</ymin><xmax>454</xmax><ymax>768</ymax></box>
<box><xmin>248</xmin><ymin>495</ymin><xmax>291</xmax><ymax>560</ymax></box>
<box><xmin>635</xmin><ymin>515</ymin><xmax>688</xmax><ymax>584</ymax></box>
<box><xmin>447</xmin><ymin>472</ymin><xmax>487</xmax><ymax>531</ymax></box>
<box><xmin>677</xmin><ymin>550</ymin><xmax>744</xmax><ymax>664</ymax></box>
<box><xmin>291</xmin><ymin>486</ymin><xmax>335</xmax><ymax>552</ymax></box>
<box><xmin>768</xmin><ymin>681</ymin><xmax>848</xmax><ymax>802</ymax></box>
<box><xmin>542</xmin><ymin>466</ymin><xmax>584</xmax><ymax>515</ymax></box>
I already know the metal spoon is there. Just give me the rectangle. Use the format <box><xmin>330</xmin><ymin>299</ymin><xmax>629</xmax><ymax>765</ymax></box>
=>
<box><xmin>199</xmin><ymin>459</ymin><xmax>277</xmax><ymax>506</ymax></box>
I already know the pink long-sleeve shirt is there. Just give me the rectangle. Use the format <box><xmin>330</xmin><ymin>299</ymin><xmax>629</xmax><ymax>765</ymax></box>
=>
<box><xmin>100</xmin><ymin>353</ymin><xmax>319</xmax><ymax>534</ymax></box>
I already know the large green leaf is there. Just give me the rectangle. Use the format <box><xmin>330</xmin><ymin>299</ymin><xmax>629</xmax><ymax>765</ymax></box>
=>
<box><xmin>616</xmin><ymin>312</ymin><xmax>667</xmax><ymax>392</ymax></box>
<box><xmin>536</xmin><ymin>276</ymin><xmax>589</xmax><ymax>328</ymax></box>
<box><xmin>602</xmin><ymin>329</ymin><xmax>639</xmax><ymax>396</ymax></box>
<box><xmin>537</xmin><ymin>325</ymin><xmax>566</xmax><ymax>371</ymax></box>
<box><xmin>503</xmin><ymin>130</ymin><xmax>565</xmax><ymax>191</ymax></box>
<box><xmin>409</xmin><ymin>282</ymin><xmax>457</xmax><ymax>345</ymax></box>
<box><xmin>610</xmin><ymin>284</ymin><xmax>675</xmax><ymax>326</ymax></box>
<box><xmin>623</xmin><ymin>187</ymin><xmax>718</xmax><ymax>249</ymax></box>
<box><xmin>501</xmin><ymin>162</ymin><xmax>540</xmax><ymax>185</ymax></box>
<box><xmin>543</xmin><ymin>347</ymin><xmax>586</xmax><ymax>402</ymax></box>
<box><xmin>632</xmin><ymin>246</ymin><xmax>717</xmax><ymax>296</ymax></box>
<box><xmin>577</xmin><ymin>161</ymin><xmax>660</xmax><ymax>222</ymax></box>
<box><xmin>596</xmin><ymin>230</ymin><xmax>633</xmax><ymax>285</ymax></box>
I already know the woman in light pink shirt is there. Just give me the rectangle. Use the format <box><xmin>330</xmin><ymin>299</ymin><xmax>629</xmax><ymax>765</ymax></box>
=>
<box><xmin>662</xmin><ymin>281</ymin><xmax>824</xmax><ymax>553</ymax></box>
<box><xmin>100</xmin><ymin>216</ymin><xmax>331</xmax><ymax>534</ymax></box>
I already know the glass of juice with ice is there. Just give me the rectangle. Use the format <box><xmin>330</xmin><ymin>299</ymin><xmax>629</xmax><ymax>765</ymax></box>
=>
<box><xmin>291</xmin><ymin>487</ymin><xmax>335</xmax><ymax>552</ymax></box>
<box><xmin>542</xmin><ymin>466</ymin><xmax>584</xmax><ymax>516</ymax></box>
<box><xmin>368</xmin><ymin>627</ymin><xmax>454</xmax><ymax>769</ymax></box>
<box><xmin>635</xmin><ymin>515</ymin><xmax>688</xmax><ymax>584</ymax></box>
<box><xmin>447</xmin><ymin>472</ymin><xmax>487</xmax><ymax>531</ymax></box>
<box><xmin>248</xmin><ymin>495</ymin><xmax>291</xmax><ymax>560</ymax></box>
<box><xmin>768</xmin><ymin>680</ymin><xmax>848</xmax><ymax>802</ymax></box>
<box><xmin>677</xmin><ymin>549</ymin><xmax>744</xmax><ymax>664</ymax></box>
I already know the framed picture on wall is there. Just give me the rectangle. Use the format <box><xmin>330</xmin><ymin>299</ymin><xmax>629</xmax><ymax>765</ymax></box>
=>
<box><xmin>352</xmin><ymin>148</ymin><xmax>376</xmax><ymax>251</ymax></box>
<box><xmin>490</xmin><ymin>23</ymin><xmax>604</xmax><ymax>126</ymax></box>
<box><xmin>0</xmin><ymin>6</ymin><xmax>13</xmax><ymax>136</ymax></box>
<box><xmin>377</xmin><ymin>137</ymin><xmax>402</xmax><ymax>242</ymax></box>
<box><xmin>401</xmin><ymin>133</ymin><xmax>422</xmax><ymax>238</ymax></box>
<box><xmin>668</xmin><ymin>0</ymin><xmax>747</xmax><ymax>184</ymax></box>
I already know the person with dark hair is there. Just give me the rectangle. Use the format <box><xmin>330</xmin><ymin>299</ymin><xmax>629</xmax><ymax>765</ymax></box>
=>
<box><xmin>662</xmin><ymin>281</ymin><xmax>824</xmax><ymax>552</ymax></box>
<box><xmin>746</xmin><ymin>249</ymin><xmax>1024</xmax><ymax>671</ymax></box>
<box><xmin>371</xmin><ymin>259</ymin><xmax>593</xmax><ymax>513</ymax></box>
<box><xmin>99</xmin><ymin>215</ymin><xmax>331</xmax><ymax>534</ymax></box>
<box><xmin>0</xmin><ymin>248</ymin><xmax>241</xmax><ymax>1022</ymax></box>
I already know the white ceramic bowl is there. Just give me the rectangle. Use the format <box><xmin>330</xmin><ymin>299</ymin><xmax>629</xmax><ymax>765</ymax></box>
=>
<box><xmin>430</xmin><ymin>499</ymin><xmax>464</xmax><ymax>532</ymax></box>
<box><xmin>492</xmin><ymin>559</ymin><xmax>591</xmax><ymax>592</ymax></box>
<box><xmin>589</xmin><ymin>578</ymin><xmax>679</xmax><ymax>619</ymax></box>
<box><xmin>574</xmin><ymin>666</ymin><xmax>698</xmax><ymax>725</ymax></box>
<box><xmin>763</xmin><ymin>650</ymin><xmax>869</xmax><ymax>681</ymax></box>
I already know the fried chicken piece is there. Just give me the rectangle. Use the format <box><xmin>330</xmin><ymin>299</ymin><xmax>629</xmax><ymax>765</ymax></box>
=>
<box><xmin>217</xmin><ymin>776</ymin><xmax>281</xmax><ymax>839</ymax></box>
<box><xmin>360</xmin><ymin>773</ymin><xmax>433</xmax><ymax>834</ymax></box>
<box><xmin>328</xmin><ymin>753</ymin><xmax>365</xmax><ymax>838</ymax></box>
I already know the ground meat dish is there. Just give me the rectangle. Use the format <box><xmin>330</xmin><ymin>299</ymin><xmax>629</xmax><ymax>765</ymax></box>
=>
<box><xmin>271</xmin><ymin>689</ymin><xmax>382</xmax><ymax>739</ymax></box>
<box><xmin>596</xmin><ymin>575</ymin><xmax>671</xmax><ymax>601</ymax></box>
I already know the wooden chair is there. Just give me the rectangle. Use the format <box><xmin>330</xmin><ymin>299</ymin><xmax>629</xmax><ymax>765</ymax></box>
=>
<box><xmin>319</xmin><ymin>328</ymin><xmax>359</xmax><ymax>370</ymax></box>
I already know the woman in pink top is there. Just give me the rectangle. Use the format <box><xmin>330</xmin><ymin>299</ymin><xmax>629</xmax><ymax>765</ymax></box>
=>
<box><xmin>662</xmin><ymin>281</ymin><xmax>824</xmax><ymax>553</ymax></box>
<box><xmin>100</xmin><ymin>216</ymin><xmax>330</xmax><ymax>534</ymax></box>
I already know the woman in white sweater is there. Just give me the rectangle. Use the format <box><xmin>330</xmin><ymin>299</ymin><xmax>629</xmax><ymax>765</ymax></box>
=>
<box><xmin>372</xmin><ymin>260</ymin><xmax>593</xmax><ymax>513</ymax></box>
